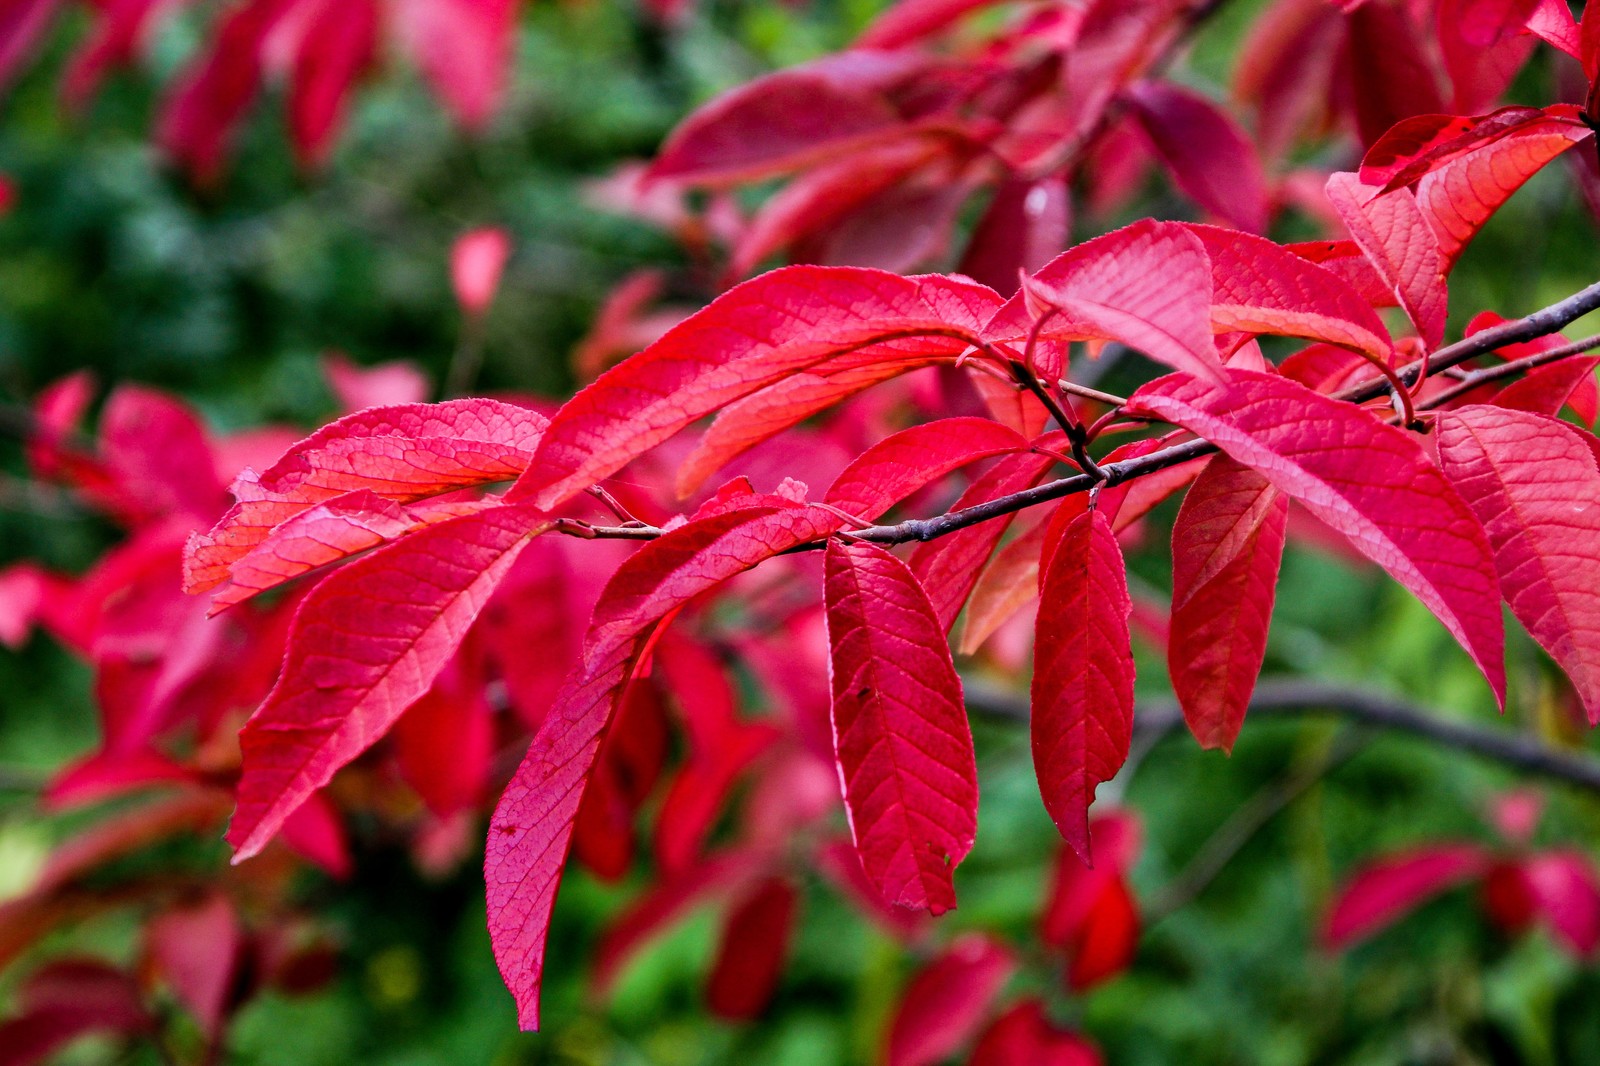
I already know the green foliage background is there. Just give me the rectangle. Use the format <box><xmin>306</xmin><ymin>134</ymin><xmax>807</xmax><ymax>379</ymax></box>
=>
<box><xmin>4</xmin><ymin>2</ymin><xmax>1600</xmax><ymax>1063</ymax></box>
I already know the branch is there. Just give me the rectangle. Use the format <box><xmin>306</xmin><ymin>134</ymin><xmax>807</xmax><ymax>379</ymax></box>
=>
<box><xmin>961</xmin><ymin>677</ymin><xmax>1600</xmax><ymax>792</ymax></box>
<box><xmin>558</xmin><ymin>278</ymin><xmax>1600</xmax><ymax>549</ymax></box>
<box><xmin>1420</xmin><ymin>332</ymin><xmax>1600</xmax><ymax>411</ymax></box>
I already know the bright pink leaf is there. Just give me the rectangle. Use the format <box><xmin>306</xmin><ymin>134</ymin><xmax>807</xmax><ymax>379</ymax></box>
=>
<box><xmin>1032</xmin><ymin>509</ymin><xmax>1135</xmax><ymax>861</ymax></box>
<box><xmin>143</xmin><ymin>894</ymin><xmax>243</xmax><ymax>1036</ymax></box>
<box><xmin>488</xmin><ymin>504</ymin><xmax>841</xmax><ymax>1030</ymax></box>
<box><xmin>323</xmin><ymin>353</ymin><xmax>430</xmax><ymax>411</ymax></box>
<box><xmin>451</xmin><ymin>227</ymin><xmax>512</xmax><ymax>318</ymax></box>
<box><xmin>1522</xmin><ymin>851</ymin><xmax>1600</xmax><ymax>955</ymax></box>
<box><xmin>59</xmin><ymin>0</ymin><xmax>171</xmax><ymax>110</ymax></box>
<box><xmin>884</xmin><ymin>934</ymin><xmax>1017</xmax><ymax>1066</ymax></box>
<box><xmin>1185</xmin><ymin>224</ymin><xmax>1394</xmax><ymax>364</ymax></box>
<box><xmin>185</xmin><ymin>398</ymin><xmax>546</xmax><ymax>594</ymax></box>
<box><xmin>969</xmin><ymin>1000</ymin><xmax>1104</xmax><ymax>1066</ymax></box>
<box><xmin>391</xmin><ymin>0</ymin><xmax>514</xmax><ymax>130</ymax></box>
<box><xmin>1435</xmin><ymin>407</ymin><xmax>1600</xmax><ymax>722</ymax></box>
<box><xmin>1325</xmin><ymin>172</ymin><xmax>1448</xmax><ymax>348</ymax></box>
<box><xmin>648</xmin><ymin>52</ymin><xmax>930</xmax><ymax>185</ymax></box>
<box><xmin>156</xmin><ymin>0</ymin><xmax>294</xmax><ymax>185</ymax></box>
<box><xmin>1324</xmin><ymin>844</ymin><xmax>1492</xmax><ymax>947</ymax></box>
<box><xmin>1168</xmin><ymin>455</ymin><xmax>1288</xmax><ymax>752</ymax></box>
<box><xmin>1359</xmin><ymin>106</ymin><xmax>1555</xmax><ymax>189</ymax></box>
<box><xmin>985</xmin><ymin>220</ymin><xmax>1222</xmax><ymax>383</ymax></box>
<box><xmin>227</xmin><ymin>503</ymin><xmax>551</xmax><ymax>861</ymax></box>
<box><xmin>957</xmin><ymin>176</ymin><xmax>1072</xmax><ymax>296</ymax></box>
<box><xmin>705</xmin><ymin>876</ymin><xmax>798</xmax><ymax>1020</ymax></box>
<box><xmin>288</xmin><ymin>0</ymin><xmax>378</xmax><ymax>168</ymax></box>
<box><xmin>515</xmin><ymin>266</ymin><xmax>1001</xmax><ymax>509</ymax></box>
<box><xmin>1128</xmin><ymin>370</ymin><xmax>1506</xmax><ymax>703</ymax></box>
<box><xmin>1124</xmin><ymin>81</ymin><xmax>1268</xmax><ymax>233</ymax></box>
<box><xmin>824</xmin><ymin>538</ymin><xmax>977</xmax><ymax>914</ymax></box>
<box><xmin>1415</xmin><ymin>119</ymin><xmax>1591</xmax><ymax>269</ymax></box>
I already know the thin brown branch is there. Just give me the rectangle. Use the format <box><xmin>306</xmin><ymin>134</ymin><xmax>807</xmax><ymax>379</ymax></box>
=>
<box><xmin>1419</xmin><ymin>332</ymin><xmax>1600</xmax><ymax>411</ymax></box>
<box><xmin>552</xmin><ymin>279</ymin><xmax>1600</xmax><ymax>550</ymax></box>
<box><xmin>961</xmin><ymin>677</ymin><xmax>1600</xmax><ymax>793</ymax></box>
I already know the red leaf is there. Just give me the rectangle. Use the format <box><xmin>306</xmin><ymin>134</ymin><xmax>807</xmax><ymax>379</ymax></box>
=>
<box><xmin>202</xmin><ymin>492</ymin><xmax>489</xmax><ymax>614</ymax></box>
<box><xmin>1324</xmin><ymin>173</ymin><xmax>1448</xmax><ymax>348</ymax></box>
<box><xmin>156</xmin><ymin>0</ymin><xmax>295</xmax><ymax>186</ymax></box>
<box><xmin>1324</xmin><ymin>844</ymin><xmax>1492</xmax><ymax>947</ymax></box>
<box><xmin>391</xmin><ymin>0</ymin><xmax>514</xmax><ymax>130</ymax></box>
<box><xmin>649</xmin><ymin>52</ymin><xmax>928</xmax><ymax>185</ymax></box>
<box><xmin>705</xmin><ymin>876</ymin><xmax>798</xmax><ymax>1020</ymax></box>
<box><xmin>1168</xmin><ymin>456</ymin><xmax>1288</xmax><ymax>752</ymax></box>
<box><xmin>1435</xmin><ymin>407</ymin><xmax>1600</xmax><ymax>722</ymax></box>
<box><xmin>825</xmin><ymin>416</ymin><xmax>1027</xmax><ymax>520</ymax></box>
<box><xmin>1184</xmin><ymin>225</ymin><xmax>1394</xmax><ymax>364</ymax></box>
<box><xmin>516</xmin><ymin>266</ymin><xmax>1001</xmax><ymax>508</ymax></box>
<box><xmin>288</xmin><ymin>0</ymin><xmax>378</xmax><ymax>168</ymax></box>
<box><xmin>969</xmin><ymin>1000</ymin><xmax>1104</xmax><ymax>1066</ymax></box>
<box><xmin>227</xmin><ymin>503</ymin><xmax>550</xmax><ymax>861</ymax></box>
<box><xmin>1583</xmin><ymin>0</ymin><xmax>1600</xmax><ymax>81</ymax></box>
<box><xmin>98</xmin><ymin>385</ymin><xmax>225</xmax><ymax>524</ymax></box>
<box><xmin>1494</xmin><ymin>356</ymin><xmax>1600</xmax><ymax>423</ymax></box>
<box><xmin>1521</xmin><ymin>851</ymin><xmax>1600</xmax><ymax>955</ymax></box>
<box><xmin>985</xmin><ymin>220</ymin><xmax>1223</xmax><ymax>383</ymax></box>
<box><xmin>884</xmin><ymin>934</ymin><xmax>1017</xmax><ymax>1066</ymax></box>
<box><xmin>279</xmin><ymin>786</ymin><xmax>352</xmax><ymax>879</ymax></box>
<box><xmin>1032</xmin><ymin>509</ymin><xmax>1135</xmax><ymax>861</ymax></box>
<box><xmin>394</xmin><ymin>651</ymin><xmax>493</xmax><ymax>816</ymax></box>
<box><xmin>824</xmin><ymin>538</ymin><xmax>977</xmax><ymax>914</ymax></box>
<box><xmin>1128</xmin><ymin>370</ymin><xmax>1506</xmax><ymax>704</ymax></box>
<box><xmin>1066</xmin><ymin>875</ymin><xmax>1140</xmax><ymax>990</ymax></box>
<box><xmin>1359</xmin><ymin>106</ymin><xmax>1554</xmax><ymax>189</ymax></box>
<box><xmin>957</xmin><ymin>176</ymin><xmax>1072</xmax><ymax>296</ymax></box>
<box><xmin>451</xmin><ymin>227</ymin><xmax>512</xmax><ymax>318</ymax></box>
<box><xmin>323</xmin><ymin>353</ymin><xmax>429</xmax><ymax>411</ymax></box>
<box><xmin>487</xmin><ymin>504</ymin><xmax>841</xmax><ymax>1029</ymax></box>
<box><xmin>144</xmin><ymin>894</ymin><xmax>243</xmax><ymax>1036</ymax></box>
<box><xmin>677</xmin><ymin>359</ymin><xmax>946</xmax><ymax>496</ymax></box>
<box><xmin>185</xmin><ymin>398</ymin><xmax>546</xmax><ymax>595</ymax></box>
<box><xmin>1415</xmin><ymin>119</ymin><xmax>1591</xmax><ymax>269</ymax></box>
<box><xmin>1287</xmin><ymin>239</ymin><xmax>1398</xmax><ymax>308</ymax></box>
<box><xmin>1124</xmin><ymin>81</ymin><xmax>1268</xmax><ymax>233</ymax></box>
<box><xmin>729</xmin><ymin>138</ymin><xmax>946</xmax><ymax>279</ymax></box>
<box><xmin>1040</xmin><ymin>810</ymin><xmax>1141</xmax><ymax>949</ymax></box>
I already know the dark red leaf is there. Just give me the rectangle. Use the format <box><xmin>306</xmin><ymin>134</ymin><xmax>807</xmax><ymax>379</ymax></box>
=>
<box><xmin>1128</xmin><ymin>370</ymin><xmax>1506</xmax><ymax>704</ymax></box>
<box><xmin>705</xmin><ymin>876</ymin><xmax>798</xmax><ymax>1020</ymax></box>
<box><xmin>1435</xmin><ymin>407</ymin><xmax>1600</xmax><ymax>722</ymax></box>
<box><xmin>884</xmin><ymin>934</ymin><xmax>1017</xmax><ymax>1066</ymax></box>
<box><xmin>1032</xmin><ymin>509</ymin><xmax>1135</xmax><ymax>861</ymax></box>
<box><xmin>1324</xmin><ymin>844</ymin><xmax>1491</xmax><ymax>948</ymax></box>
<box><xmin>227</xmin><ymin>504</ymin><xmax>551</xmax><ymax>860</ymax></box>
<box><xmin>514</xmin><ymin>266</ymin><xmax>1001</xmax><ymax>509</ymax></box>
<box><xmin>968</xmin><ymin>1000</ymin><xmax>1103</xmax><ymax>1066</ymax></box>
<box><xmin>1124</xmin><ymin>81</ymin><xmax>1268</xmax><ymax>233</ymax></box>
<box><xmin>1168</xmin><ymin>455</ymin><xmax>1288</xmax><ymax>752</ymax></box>
<box><xmin>824</xmin><ymin>538</ymin><xmax>977</xmax><ymax>914</ymax></box>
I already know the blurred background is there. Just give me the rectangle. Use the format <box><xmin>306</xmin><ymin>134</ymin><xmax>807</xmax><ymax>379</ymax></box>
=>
<box><xmin>5</xmin><ymin>0</ymin><xmax>1600</xmax><ymax>1063</ymax></box>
